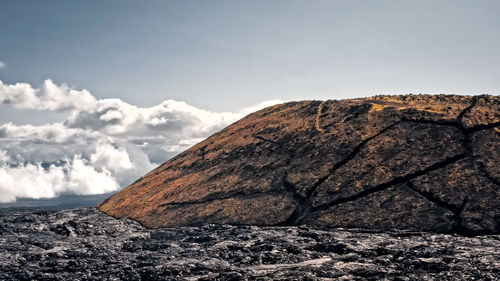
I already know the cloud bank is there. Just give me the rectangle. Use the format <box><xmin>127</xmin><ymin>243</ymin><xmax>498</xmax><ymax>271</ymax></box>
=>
<box><xmin>0</xmin><ymin>79</ymin><xmax>282</xmax><ymax>203</ymax></box>
<box><xmin>0</xmin><ymin>61</ymin><xmax>6</xmax><ymax>69</ymax></box>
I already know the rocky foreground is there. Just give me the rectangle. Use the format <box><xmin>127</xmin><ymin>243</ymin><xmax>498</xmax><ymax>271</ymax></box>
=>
<box><xmin>0</xmin><ymin>208</ymin><xmax>498</xmax><ymax>280</ymax></box>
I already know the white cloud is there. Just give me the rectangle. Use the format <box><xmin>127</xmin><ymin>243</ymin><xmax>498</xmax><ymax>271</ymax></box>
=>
<box><xmin>0</xmin><ymin>78</ymin><xmax>283</xmax><ymax>203</ymax></box>
<box><xmin>0</xmin><ymin>79</ymin><xmax>96</xmax><ymax>111</ymax></box>
<box><xmin>0</xmin><ymin>155</ymin><xmax>119</xmax><ymax>203</ymax></box>
<box><xmin>0</xmin><ymin>162</ymin><xmax>66</xmax><ymax>203</ymax></box>
<box><xmin>0</xmin><ymin>61</ymin><xmax>6</xmax><ymax>69</ymax></box>
<box><xmin>0</xmin><ymin>150</ymin><xmax>10</xmax><ymax>163</ymax></box>
<box><xmin>65</xmin><ymin>99</ymin><xmax>243</xmax><ymax>137</ymax></box>
<box><xmin>90</xmin><ymin>143</ymin><xmax>133</xmax><ymax>174</ymax></box>
<box><xmin>67</xmin><ymin>156</ymin><xmax>120</xmax><ymax>195</ymax></box>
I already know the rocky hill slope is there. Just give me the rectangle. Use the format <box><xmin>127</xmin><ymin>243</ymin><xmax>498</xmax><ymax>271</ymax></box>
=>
<box><xmin>98</xmin><ymin>95</ymin><xmax>499</xmax><ymax>234</ymax></box>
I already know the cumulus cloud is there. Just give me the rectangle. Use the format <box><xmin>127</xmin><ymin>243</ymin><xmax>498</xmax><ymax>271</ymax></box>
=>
<box><xmin>0</xmin><ymin>79</ymin><xmax>283</xmax><ymax>203</ymax></box>
<box><xmin>65</xmin><ymin>98</ymin><xmax>242</xmax><ymax>138</ymax></box>
<box><xmin>0</xmin><ymin>79</ymin><xmax>96</xmax><ymax>111</ymax></box>
<box><xmin>0</xmin><ymin>61</ymin><xmax>6</xmax><ymax>69</ymax></box>
<box><xmin>0</xmin><ymin>155</ymin><xmax>119</xmax><ymax>203</ymax></box>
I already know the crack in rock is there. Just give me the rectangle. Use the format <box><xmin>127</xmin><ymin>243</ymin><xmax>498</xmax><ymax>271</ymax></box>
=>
<box><xmin>405</xmin><ymin>181</ymin><xmax>465</xmax><ymax>215</ymax></box>
<box><xmin>308</xmin><ymin>153</ymin><xmax>467</xmax><ymax>215</ymax></box>
<box><xmin>475</xmin><ymin>161</ymin><xmax>500</xmax><ymax>187</ymax></box>
<box><xmin>458</xmin><ymin>95</ymin><xmax>479</xmax><ymax>128</ymax></box>
<box><xmin>403</xmin><ymin>182</ymin><xmax>493</xmax><ymax>236</ymax></box>
<box><xmin>305</xmin><ymin>121</ymin><xmax>402</xmax><ymax>198</ymax></box>
<box><xmin>159</xmin><ymin>189</ymin><xmax>282</xmax><ymax>208</ymax></box>
<box><xmin>405</xmin><ymin>181</ymin><xmax>467</xmax><ymax>232</ymax></box>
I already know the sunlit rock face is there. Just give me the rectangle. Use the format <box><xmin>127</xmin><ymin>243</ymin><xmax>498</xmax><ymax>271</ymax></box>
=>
<box><xmin>98</xmin><ymin>95</ymin><xmax>499</xmax><ymax>234</ymax></box>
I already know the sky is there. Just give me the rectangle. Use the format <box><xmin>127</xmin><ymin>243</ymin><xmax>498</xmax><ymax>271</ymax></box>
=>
<box><xmin>0</xmin><ymin>0</ymin><xmax>499</xmax><ymax>204</ymax></box>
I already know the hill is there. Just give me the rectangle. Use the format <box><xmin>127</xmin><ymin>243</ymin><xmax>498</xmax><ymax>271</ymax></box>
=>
<box><xmin>98</xmin><ymin>95</ymin><xmax>499</xmax><ymax>234</ymax></box>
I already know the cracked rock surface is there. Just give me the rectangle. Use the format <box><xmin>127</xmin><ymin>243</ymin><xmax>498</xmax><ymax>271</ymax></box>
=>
<box><xmin>98</xmin><ymin>95</ymin><xmax>499</xmax><ymax>234</ymax></box>
<box><xmin>1</xmin><ymin>208</ymin><xmax>499</xmax><ymax>280</ymax></box>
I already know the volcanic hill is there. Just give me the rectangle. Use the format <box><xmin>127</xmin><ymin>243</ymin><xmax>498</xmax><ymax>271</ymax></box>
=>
<box><xmin>98</xmin><ymin>95</ymin><xmax>499</xmax><ymax>234</ymax></box>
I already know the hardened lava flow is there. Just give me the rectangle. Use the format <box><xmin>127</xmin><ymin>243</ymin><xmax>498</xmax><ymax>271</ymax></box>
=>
<box><xmin>98</xmin><ymin>94</ymin><xmax>499</xmax><ymax>235</ymax></box>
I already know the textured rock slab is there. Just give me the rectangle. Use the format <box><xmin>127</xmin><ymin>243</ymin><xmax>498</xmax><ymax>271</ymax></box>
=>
<box><xmin>150</xmin><ymin>193</ymin><xmax>297</xmax><ymax>228</ymax></box>
<box><xmin>1</xmin><ymin>208</ymin><xmax>499</xmax><ymax>280</ymax></box>
<box><xmin>98</xmin><ymin>95</ymin><xmax>500</xmax><ymax>233</ymax></box>
<box><xmin>311</xmin><ymin>122</ymin><xmax>464</xmax><ymax>207</ymax></box>
<box><xmin>471</xmin><ymin>129</ymin><xmax>500</xmax><ymax>183</ymax></box>
<box><xmin>306</xmin><ymin>185</ymin><xmax>457</xmax><ymax>232</ymax></box>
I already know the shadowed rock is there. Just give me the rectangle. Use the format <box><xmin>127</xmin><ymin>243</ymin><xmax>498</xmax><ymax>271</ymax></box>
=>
<box><xmin>98</xmin><ymin>94</ymin><xmax>499</xmax><ymax>234</ymax></box>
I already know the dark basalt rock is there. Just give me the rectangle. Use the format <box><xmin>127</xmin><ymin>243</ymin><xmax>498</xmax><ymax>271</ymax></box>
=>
<box><xmin>0</xmin><ymin>208</ymin><xmax>499</xmax><ymax>280</ymax></box>
<box><xmin>98</xmin><ymin>95</ymin><xmax>500</xmax><ymax>234</ymax></box>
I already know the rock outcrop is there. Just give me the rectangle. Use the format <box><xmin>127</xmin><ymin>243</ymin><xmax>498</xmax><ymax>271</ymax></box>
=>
<box><xmin>98</xmin><ymin>95</ymin><xmax>500</xmax><ymax>234</ymax></box>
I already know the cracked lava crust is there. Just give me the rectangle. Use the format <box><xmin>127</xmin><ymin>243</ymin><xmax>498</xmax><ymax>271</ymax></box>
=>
<box><xmin>97</xmin><ymin>94</ymin><xmax>500</xmax><ymax>234</ymax></box>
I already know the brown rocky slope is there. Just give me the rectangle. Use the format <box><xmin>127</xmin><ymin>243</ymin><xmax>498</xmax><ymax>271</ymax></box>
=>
<box><xmin>98</xmin><ymin>95</ymin><xmax>500</xmax><ymax>234</ymax></box>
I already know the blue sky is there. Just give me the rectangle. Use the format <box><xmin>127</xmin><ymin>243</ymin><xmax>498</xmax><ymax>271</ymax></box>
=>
<box><xmin>1</xmin><ymin>1</ymin><xmax>499</xmax><ymax>115</ymax></box>
<box><xmin>0</xmin><ymin>0</ymin><xmax>499</xmax><ymax>205</ymax></box>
